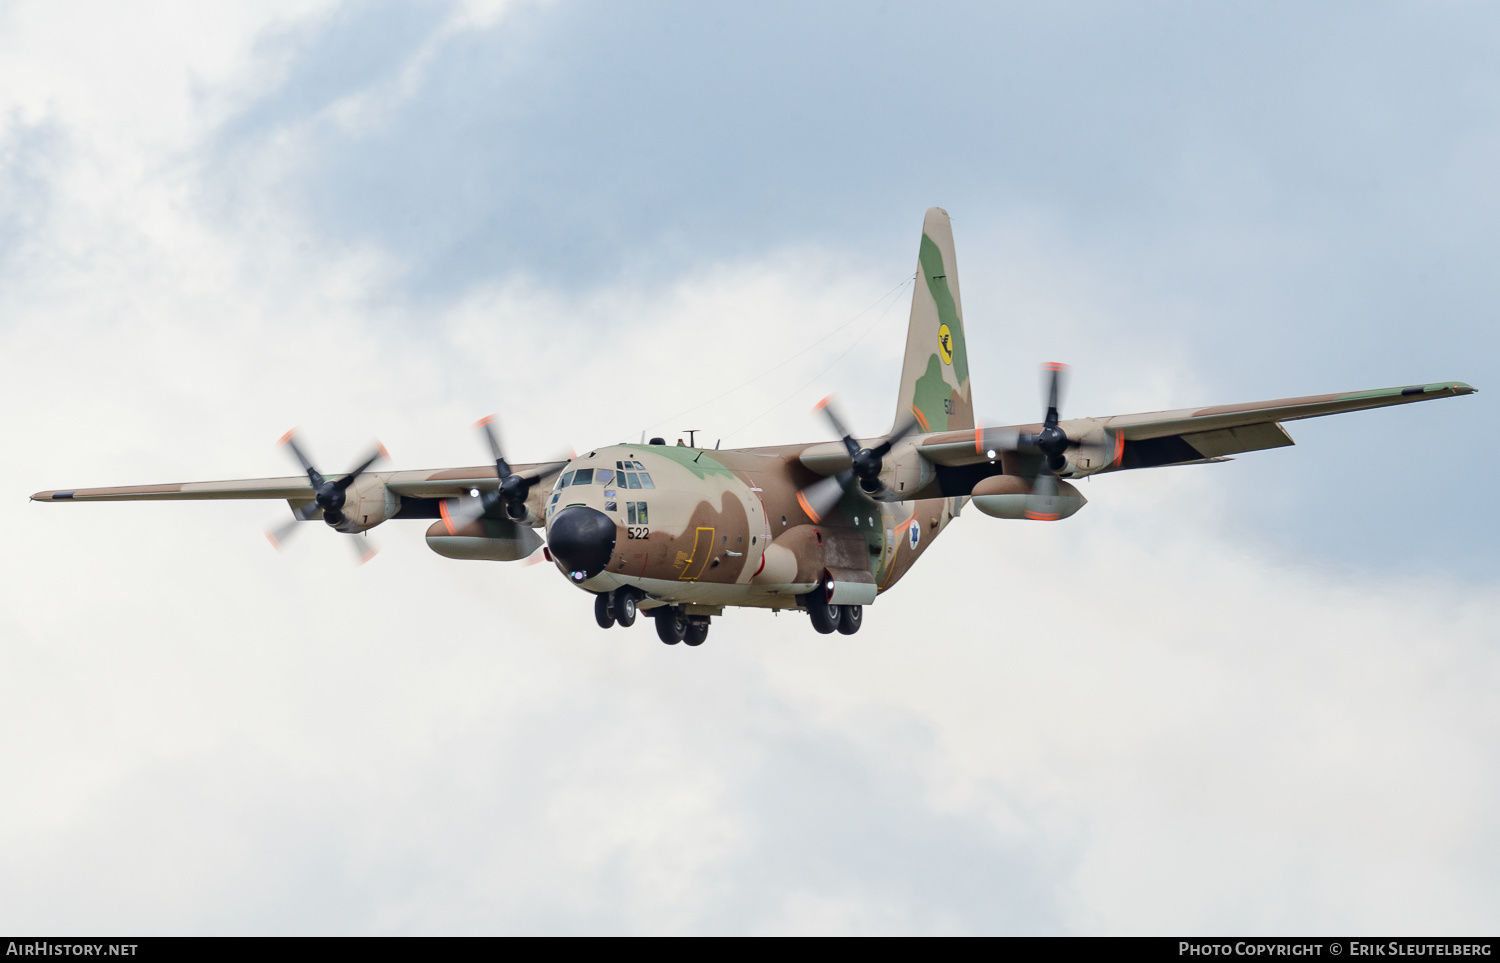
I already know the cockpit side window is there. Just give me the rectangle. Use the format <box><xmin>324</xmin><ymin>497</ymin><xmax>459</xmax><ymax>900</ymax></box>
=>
<box><xmin>573</xmin><ymin>468</ymin><xmax>593</xmax><ymax>485</ymax></box>
<box><xmin>558</xmin><ymin>470</ymin><xmax>575</xmax><ymax>488</ymax></box>
<box><xmin>638</xmin><ymin>472</ymin><xmax>655</xmax><ymax>489</ymax></box>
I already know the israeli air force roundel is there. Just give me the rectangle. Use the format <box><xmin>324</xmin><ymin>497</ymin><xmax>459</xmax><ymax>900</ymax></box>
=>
<box><xmin>908</xmin><ymin>519</ymin><xmax>920</xmax><ymax>549</ymax></box>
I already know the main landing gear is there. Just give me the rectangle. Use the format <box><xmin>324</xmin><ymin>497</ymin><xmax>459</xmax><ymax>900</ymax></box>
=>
<box><xmin>653</xmin><ymin>607</ymin><xmax>709</xmax><ymax>646</ymax></box>
<box><xmin>801</xmin><ymin>592</ymin><xmax>862</xmax><ymax>636</ymax></box>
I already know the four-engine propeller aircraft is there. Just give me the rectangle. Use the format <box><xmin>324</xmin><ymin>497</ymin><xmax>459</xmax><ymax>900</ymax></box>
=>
<box><xmin>32</xmin><ymin>209</ymin><xmax>1476</xmax><ymax>645</ymax></box>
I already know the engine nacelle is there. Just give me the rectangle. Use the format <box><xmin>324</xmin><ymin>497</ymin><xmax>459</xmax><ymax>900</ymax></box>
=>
<box><xmin>880</xmin><ymin>440</ymin><xmax>937</xmax><ymax>498</ymax></box>
<box><xmin>322</xmin><ymin>474</ymin><xmax>399</xmax><ymax>533</ymax></box>
<box><xmin>426</xmin><ymin>517</ymin><xmax>544</xmax><ymax>561</ymax></box>
<box><xmin>970</xmin><ymin>474</ymin><xmax>1087</xmax><ymax>521</ymax></box>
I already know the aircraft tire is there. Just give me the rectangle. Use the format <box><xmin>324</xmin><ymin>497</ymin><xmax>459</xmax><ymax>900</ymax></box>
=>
<box><xmin>613</xmin><ymin>589</ymin><xmax>637</xmax><ymax>627</ymax></box>
<box><xmin>655</xmin><ymin>608</ymin><xmax>686</xmax><ymax>645</ymax></box>
<box><xmin>684</xmin><ymin>619</ymin><xmax>709</xmax><ymax>647</ymax></box>
<box><xmin>594</xmin><ymin>593</ymin><xmax>615</xmax><ymax>629</ymax></box>
<box><xmin>836</xmin><ymin>604</ymin><xmax>862</xmax><ymax>635</ymax></box>
<box><xmin>804</xmin><ymin>593</ymin><xmax>838</xmax><ymax>635</ymax></box>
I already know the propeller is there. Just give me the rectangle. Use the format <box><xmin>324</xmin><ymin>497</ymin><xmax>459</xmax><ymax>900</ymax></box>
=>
<box><xmin>972</xmin><ymin>363</ymin><xmax>1083</xmax><ymax>467</ymax></box>
<box><xmin>264</xmin><ymin>429</ymin><xmax>387</xmax><ymax>563</ymax></box>
<box><xmin>1033</xmin><ymin>361</ymin><xmax>1071</xmax><ymax>473</ymax></box>
<box><xmin>438</xmin><ymin>415</ymin><xmax>569</xmax><ymax>534</ymax></box>
<box><xmin>796</xmin><ymin>396</ymin><xmax>922</xmax><ymax>522</ymax></box>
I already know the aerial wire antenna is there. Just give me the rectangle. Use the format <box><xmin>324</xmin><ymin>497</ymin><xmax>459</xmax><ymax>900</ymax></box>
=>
<box><xmin>721</xmin><ymin>274</ymin><xmax>913</xmax><ymax>443</ymax></box>
<box><xmin>633</xmin><ymin>273</ymin><xmax>914</xmax><ymax>439</ymax></box>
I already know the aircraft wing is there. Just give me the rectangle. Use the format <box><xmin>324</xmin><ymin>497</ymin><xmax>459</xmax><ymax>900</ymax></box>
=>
<box><xmin>918</xmin><ymin>380</ymin><xmax>1477</xmax><ymax>470</ymax></box>
<box><xmin>30</xmin><ymin>463</ymin><xmax>567</xmax><ymax>503</ymax></box>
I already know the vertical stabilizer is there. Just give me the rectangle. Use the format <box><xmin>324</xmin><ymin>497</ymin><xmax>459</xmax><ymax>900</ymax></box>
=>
<box><xmin>894</xmin><ymin>207</ymin><xmax>974</xmax><ymax>435</ymax></box>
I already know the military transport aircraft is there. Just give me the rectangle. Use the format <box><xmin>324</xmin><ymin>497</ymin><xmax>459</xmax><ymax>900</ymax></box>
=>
<box><xmin>32</xmin><ymin>209</ymin><xmax>1476</xmax><ymax>646</ymax></box>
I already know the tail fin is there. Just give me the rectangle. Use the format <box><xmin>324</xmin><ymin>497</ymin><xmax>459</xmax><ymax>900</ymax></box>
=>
<box><xmin>894</xmin><ymin>207</ymin><xmax>973</xmax><ymax>435</ymax></box>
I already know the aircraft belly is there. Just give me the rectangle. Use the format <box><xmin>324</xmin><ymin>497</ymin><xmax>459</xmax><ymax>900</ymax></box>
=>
<box><xmin>610</xmin><ymin>574</ymin><xmax>818</xmax><ymax>609</ymax></box>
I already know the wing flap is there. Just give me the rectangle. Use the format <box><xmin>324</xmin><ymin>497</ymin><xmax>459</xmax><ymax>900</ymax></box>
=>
<box><xmin>1178</xmin><ymin>421</ymin><xmax>1294</xmax><ymax>459</ymax></box>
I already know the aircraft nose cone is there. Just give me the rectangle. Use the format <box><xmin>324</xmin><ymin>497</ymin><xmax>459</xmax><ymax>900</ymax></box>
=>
<box><xmin>548</xmin><ymin>506</ymin><xmax>617</xmax><ymax>580</ymax></box>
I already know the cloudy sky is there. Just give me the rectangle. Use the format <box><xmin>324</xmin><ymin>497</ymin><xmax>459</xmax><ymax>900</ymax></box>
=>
<box><xmin>1</xmin><ymin>0</ymin><xmax>1496</xmax><ymax>935</ymax></box>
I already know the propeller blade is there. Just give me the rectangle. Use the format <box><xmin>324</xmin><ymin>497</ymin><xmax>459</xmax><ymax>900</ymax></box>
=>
<box><xmin>264</xmin><ymin>500</ymin><xmax>323</xmax><ymax>551</ymax></box>
<box><xmin>1042</xmin><ymin>362</ymin><xmax>1068</xmax><ymax>429</ymax></box>
<box><xmin>265</xmin><ymin>518</ymin><xmax>301</xmax><ymax>551</ymax></box>
<box><xmin>475</xmin><ymin>415</ymin><xmax>512</xmax><ymax>478</ymax></box>
<box><xmin>813</xmin><ymin>395</ymin><xmax>861</xmax><ymax>457</ymax></box>
<box><xmin>438</xmin><ymin>494</ymin><xmax>489</xmax><ymax>535</ymax></box>
<box><xmin>871</xmin><ymin>410</ymin><xmax>923</xmax><ymax>459</ymax></box>
<box><xmin>524</xmin><ymin>459</ymin><xmax>570</xmax><ymax>484</ymax></box>
<box><xmin>975</xmin><ymin>425</ymin><xmax>1023</xmax><ymax>458</ymax></box>
<box><xmin>349</xmin><ymin>535</ymin><xmax>379</xmax><ymax>566</ymax></box>
<box><xmin>1023</xmin><ymin>471</ymin><xmax>1067</xmax><ymax>521</ymax></box>
<box><xmin>279</xmin><ymin>429</ymin><xmax>325</xmax><ymax>488</ymax></box>
<box><xmin>334</xmin><ymin>442</ymin><xmax>389</xmax><ymax>491</ymax></box>
<box><xmin>796</xmin><ymin>470</ymin><xmax>853</xmax><ymax>524</ymax></box>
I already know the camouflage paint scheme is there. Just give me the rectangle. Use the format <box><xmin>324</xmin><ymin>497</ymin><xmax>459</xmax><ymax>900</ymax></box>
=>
<box><xmin>32</xmin><ymin>209</ymin><xmax>1477</xmax><ymax>631</ymax></box>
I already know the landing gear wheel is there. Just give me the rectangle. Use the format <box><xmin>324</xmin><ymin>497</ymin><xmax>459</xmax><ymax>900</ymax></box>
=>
<box><xmin>684</xmin><ymin>618</ymin><xmax>710</xmax><ymax>647</ymax></box>
<box><xmin>804</xmin><ymin>592</ymin><xmax>837</xmax><ymax>635</ymax></box>
<box><xmin>594</xmin><ymin>592</ymin><xmax>615</xmax><ymax>629</ymax></box>
<box><xmin>836</xmin><ymin>604</ymin><xmax>862</xmax><ymax>635</ymax></box>
<box><xmin>655</xmin><ymin>608</ymin><xmax>686</xmax><ymax>645</ymax></box>
<box><xmin>612</xmin><ymin>589</ymin><xmax>637</xmax><ymax>627</ymax></box>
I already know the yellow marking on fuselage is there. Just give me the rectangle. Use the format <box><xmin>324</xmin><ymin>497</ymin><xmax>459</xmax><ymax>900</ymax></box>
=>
<box><xmin>678</xmin><ymin>527</ymin><xmax>716</xmax><ymax>580</ymax></box>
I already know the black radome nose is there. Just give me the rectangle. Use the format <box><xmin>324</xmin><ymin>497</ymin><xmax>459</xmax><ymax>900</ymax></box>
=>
<box><xmin>548</xmin><ymin>506</ymin><xmax>617</xmax><ymax>580</ymax></box>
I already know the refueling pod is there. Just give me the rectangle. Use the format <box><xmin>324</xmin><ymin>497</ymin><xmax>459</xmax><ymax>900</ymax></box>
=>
<box><xmin>426</xmin><ymin>516</ymin><xmax>544</xmax><ymax>561</ymax></box>
<box><xmin>970</xmin><ymin>474</ymin><xmax>1086</xmax><ymax>521</ymax></box>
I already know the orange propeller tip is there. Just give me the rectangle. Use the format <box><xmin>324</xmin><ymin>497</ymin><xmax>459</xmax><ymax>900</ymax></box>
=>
<box><xmin>474</xmin><ymin>414</ymin><xmax>496</xmax><ymax>427</ymax></box>
<box><xmin>277</xmin><ymin>428</ymin><xmax>298</xmax><ymax>445</ymax></box>
<box><xmin>812</xmin><ymin>394</ymin><xmax>834</xmax><ymax>412</ymax></box>
<box><xmin>357</xmin><ymin>548</ymin><xmax>379</xmax><ymax>566</ymax></box>
<box><xmin>264</xmin><ymin>531</ymin><xmax>283</xmax><ymax>551</ymax></box>
<box><xmin>376</xmin><ymin>440</ymin><xmax>390</xmax><ymax>460</ymax></box>
<box><xmin>1043</xmin><ymin>361</ymin><xmax>1068</xmax><ymax>371</ymax></box>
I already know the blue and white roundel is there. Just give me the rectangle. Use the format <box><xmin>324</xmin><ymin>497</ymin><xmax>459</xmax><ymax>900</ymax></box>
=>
<box><xmin>908</xmin><ymin>520</ymin><xmax>920</xmax><ymax>549</ymax></box>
